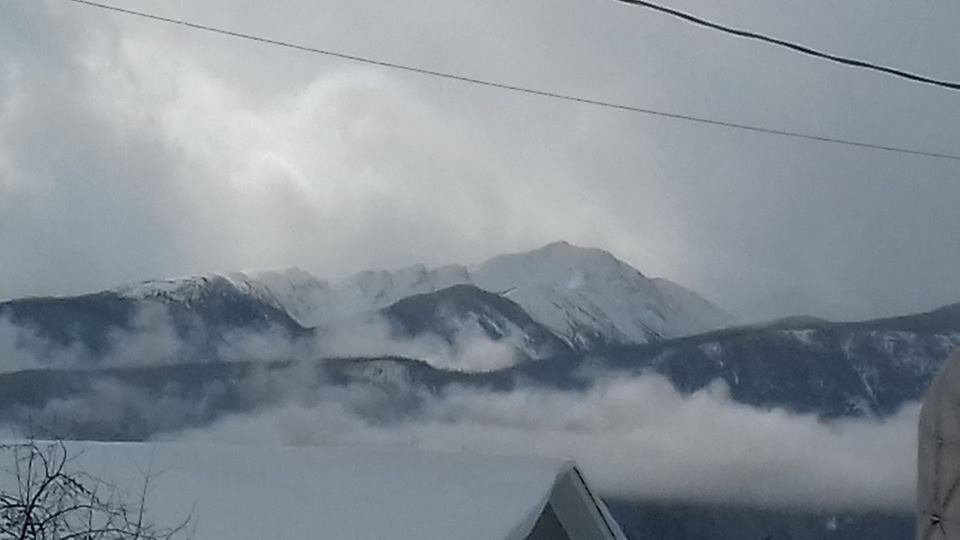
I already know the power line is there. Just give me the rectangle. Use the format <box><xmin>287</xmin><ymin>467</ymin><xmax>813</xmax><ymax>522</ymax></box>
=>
<box><xmin>615</xmin><ymin>0</ymin><xmax>960</xmax><ymax>92</ymax></box>
<box><xmin>65</xmin><ymin>0</ymin><xmax>960</xmax><ymax>162</ymax></box>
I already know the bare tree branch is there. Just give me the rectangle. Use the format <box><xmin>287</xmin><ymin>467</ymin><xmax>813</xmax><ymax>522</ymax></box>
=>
<box><xmin>0</xmin><ymin>441</ymin><xmax>191</xmax><ymax>540</ymax></box>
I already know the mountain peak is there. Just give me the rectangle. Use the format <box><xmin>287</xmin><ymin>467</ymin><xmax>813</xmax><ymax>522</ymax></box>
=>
<box><xmin>468</xmin><ymin>242</ymin><xmax>731</xmax><ymax>347</ymax></box>
<box><xmin>475</xmin><ymin>241</ymin><xmax>643</xmax><ymax>292</ymax></box>
<box><xmin>542</xmin><ymin>239</ymin><xmax>574</xmax><ymax>250</ymax></box>
<box><xmin>532</xmin><ymin>240</ymin><xmax>620</xmax><ymax>261</ymax></box>
<box><xmin>115</xmin><ymin>273</ymin><xmax>257</xmax><ymax>301</ymax></box>
<box><xmin>101</xmin><ymin>242</ymin><xmax>733</xmax><ymax>346</ymax></box>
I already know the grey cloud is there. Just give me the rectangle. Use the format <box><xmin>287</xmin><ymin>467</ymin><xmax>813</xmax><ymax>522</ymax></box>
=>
<box><xmin>0</xmin><ymin>300</ymin><xmax>522</xmax><ymax>374</ymax></box>
<box><xmin>0</xmin><ymin>315</ymin><xmax>78</xmax><ymax>371</ymax></box>
<box><xmin>2</xmin><ymin>0</ymin><xmax>959</xmax><ymax>322</ymax></box>
<box><xmin>0</xmin><ymin>317</ymin><xmax>73</xmax><ymax>372</ymax></box>
<box><xmin>0</xmin><ymin>304</ymin><xmax>189</xmax><ymax>372</ymax></box>
<box><xmin>0</xmin><ymin>302</ymin><xmax>922</xmax><ymax>510</ymax></box>
<box><xmin>167</xmin><ymin>374</ymin><xmax>919</xmax><ymax>512</ymax></box>
<box><xmin>306</xmin><ymin>316</ymin><xmax>521</xmax><ymax>372</ymax></box>
<box><xmin>24</xmin><ymin>378</ymin><xmax>211</xmax><ymax>439</ymax></box>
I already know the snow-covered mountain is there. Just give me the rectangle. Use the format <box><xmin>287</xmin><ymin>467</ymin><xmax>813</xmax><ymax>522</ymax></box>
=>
<box><xmin>108</xmin><ymin>241</ymin><xmax>733</xmax><ymax>350</ymax></box>
<box><xmin>115</xmin><ymin>271</ymin><xmax>296</xmax><ymax>317</ymax></box>
<box><xmin>125</xmin><ymin>241</ymin><xmax>731</xmax><ymax>350</ymax></box>
<box><xmin>380</xmin><ymin>284</ymin><xmax>571</xmax><ymax>360</ymax></box>
<box><xmin>248</xmin><ymin>264</ymin><xmax>472</xmax><ymax>327</ymax></box>
<box><xmin>0</xmin><ymin>242</ymin><xmax>733</xmax><ymax>370</ymax></box>
<box><xmin>4</xmin><ymin>254</ymin><xmax>957</xmax><ymax>540</ymax></box>
<box><xmin>470</xmin><ymin>242</ymin><xmax>734</xmax><ymax>348</ymax></box>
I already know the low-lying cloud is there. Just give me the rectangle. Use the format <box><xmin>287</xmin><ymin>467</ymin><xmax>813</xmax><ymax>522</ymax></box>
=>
<box><xmin>305</xmin><ymin>316</ymin><xmax>520</xmax><ymax>372</ymax></box>
<box><xmin>0</xmin><ymin>315</ymin><xmax>89</xmax><ymax>371</ymax></box>
<box><xmin>168</xmin><ymin>373</ymin><xmax>919</xmax><ymax>512</ymax></box>
<box><xmin>0</xmin><ymin>304</ymin><xmax>921</xmax><ymax>512</ymax></box>
<box><xmin>0</xmin><ymin>305</ymin><xmax>191</xmax><ymax>372</ymax></box>
<box><xmin>0</xmin><ymin>303</ymin><xmax>520</xmax><ymax>374</ymax></box>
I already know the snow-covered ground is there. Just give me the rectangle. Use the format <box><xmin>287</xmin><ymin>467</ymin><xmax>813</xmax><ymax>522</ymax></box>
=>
<box><xmin>0</xmin><ymin>441</ymin><xmax>617</xmax><ymax>540</ymax></box>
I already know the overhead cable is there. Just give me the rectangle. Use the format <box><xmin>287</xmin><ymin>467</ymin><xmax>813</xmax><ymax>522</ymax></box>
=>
<box><xmin>65</xmin><ymin>0</ymin><xmax>960</xmax><ymax>162</ymax></box>
<box><xmin>615</xmin><ymin>0</ymin><xmax>960</xmax><ymax>92</ymax></box>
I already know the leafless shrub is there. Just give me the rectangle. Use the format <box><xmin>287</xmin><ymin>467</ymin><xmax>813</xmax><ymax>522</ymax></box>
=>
<box><xmin>0</xmin><ymin>440</ymin><xmax>191</xmax><ymax>540</ymax></box>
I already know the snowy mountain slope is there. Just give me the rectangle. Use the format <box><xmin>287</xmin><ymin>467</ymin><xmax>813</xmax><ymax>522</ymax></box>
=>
<box><xmin>295</xmin><ymin>264</ymin><xmax>472</xmax><ymax>326</ymax></box>
<box><xmin>589</xmin><ymin>304</ymin><xmax>960</xmax><ymax>417</ymax></box>
<box><xmin>116</xmin><ymin>272</ymin><xmax>279</xmax><ymax>306</ymax></box>
<box><xmin>223</xmin><ymin>241</ymin><xmax>734</xmax><ymax>349</ymax></box>
<box><xmin>380</xmin><ymin>284</ymin><xmax>572</xmax><ymax>360</ymax></box>
<box><xmin>113</xmin><ymin>273</ymin><xmax>308</xmax><ymax>335</ymax></box>
<box><xmin>243</xmin><ymin>268</ymin><xmax>330</xmax><ymax>325</ymax></box>
<box><xmin>650</xmin><ymin>277</ymin><xmax>736</xmax><ymax>334</ymax></box>
<box><xmin>126</xmin><ymin>265</ymin><xmax>472</xmax><ymax>328</ymax></box>
<box><xmin>1</xmin><ymin>242</ymin><xmax>733</xmax><ymax>370</ymax></box>
<box><xmin>5</xmin><ymin>299</ymin><xmax>960</xmax><ymax>439</ymax></box>
<box><xmin>470</xmin><ymin>241</ymin><xmax>734</xmax><ymax>348</ymax></box>
<box><xmin>1</xmin><ymin>275</ymin><xmax>306</xmax><ymax>368</ymax></box>
<box><xmin>113</xmin><ymin>266</ymin><xmax>466</xmax><ymax>329</ymax></box>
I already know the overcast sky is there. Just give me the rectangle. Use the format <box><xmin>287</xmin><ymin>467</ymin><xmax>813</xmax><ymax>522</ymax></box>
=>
<box><xmin>1</xmin><ymin>0</ymin><xmax>958</xmax><ymax>321</ymax></box>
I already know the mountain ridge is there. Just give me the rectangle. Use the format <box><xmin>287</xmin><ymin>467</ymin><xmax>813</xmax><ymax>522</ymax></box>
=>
<box><xmin>97</xmin><ymin>241</ymin><xmax>733</xmax><ymax>349</ymax></box>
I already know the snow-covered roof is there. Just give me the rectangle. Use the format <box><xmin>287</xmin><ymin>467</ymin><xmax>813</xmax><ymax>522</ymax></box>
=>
<box><xmin>4</xmin><ymin>442</ymin><xmax>625</xmax><ymax>540</ymax></box>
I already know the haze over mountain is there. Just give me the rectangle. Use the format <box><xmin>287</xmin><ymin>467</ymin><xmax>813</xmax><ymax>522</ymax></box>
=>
<box><xmin>0</xmin><ymin>241</ymin><xmax>737</xmax><ymax>373</ymax></box>
<box><xmin>113</xmin><ymin>241</ymin><xmax>735</xmax><ymax>349</ymax></box>
<box><xmin>3</xmin><ymin>241</ymin><xmax>958</xmax><ymax>539</ymax></box>
<box><xmin>5</xmin><ymin>238</ymin><xmax>958</xmax><ymax>422</ymax></box>
<box><xmin>6</xmin><ymin>2</ymin><xmax>960</xmax><ymax>538</ymax></box>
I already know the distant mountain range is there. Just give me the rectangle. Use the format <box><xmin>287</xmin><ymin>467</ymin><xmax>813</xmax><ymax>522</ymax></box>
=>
<box><xmin>2</xmin><ymin>241</ymin><xmax>957</xmax><ymax>417</ymax></box>
<box><xmin>0</xmin><ymin>241</ymin><xmax>735</xmax><ymax>368</ymax></box>
<box><xmin>2</xmin><ymin>241</ymin><xmax>955</xmax><ymax>539</ymax></box>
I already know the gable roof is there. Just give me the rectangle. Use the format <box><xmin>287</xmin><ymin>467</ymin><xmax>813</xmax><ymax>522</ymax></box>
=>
<box><xmin>4</xmin><ymin>441</ymin><xmax>625</xmax><ymax>540</ymax></box>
